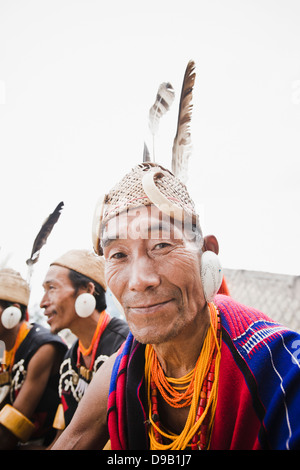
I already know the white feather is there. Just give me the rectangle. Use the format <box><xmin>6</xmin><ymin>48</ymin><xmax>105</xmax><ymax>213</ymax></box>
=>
<box><xmin>148</xmin><ymin>82</ymin><xmax>175</xmax><ymax>160</ymax></box>
<box><xmin>172</xmin><ymin>61</ymin><xmax>196</xmax><ymax>183</ymax></box>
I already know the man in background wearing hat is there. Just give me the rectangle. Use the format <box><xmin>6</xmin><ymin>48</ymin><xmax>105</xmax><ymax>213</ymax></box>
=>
<box><xmin>0</xmin><ymin>268</ymin><xmax>67</xmax><ymax>450</ymax></box>
<box><xmin>52</xmin><ymin>163</ymin><xmax>300</xmax><ymax>451</ymax></box>
<box><xmin>40</xmin><ymin>249</ymin><xmax>129</xmax><ymax>443</ymax></box>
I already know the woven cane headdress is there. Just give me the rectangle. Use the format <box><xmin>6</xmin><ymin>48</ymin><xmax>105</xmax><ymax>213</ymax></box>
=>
<box><xmin>0</xmin><ymin>268</ymin><xmax>30</xmax><ymax>306</ymax></box>
<box><xmin>92</xmin><ymin>61</ymin><xmax>199</xmax><ymax>255</ymax></box>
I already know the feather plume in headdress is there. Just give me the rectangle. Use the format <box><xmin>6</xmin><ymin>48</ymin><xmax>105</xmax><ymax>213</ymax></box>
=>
<box><xmin>172</xmin><ymin>60</ymin><xmax>196</xmax><ymax>184</ymax></box>
<box><xmin>143</xmin><ymin>142</ymin><xmax>151</xmax><ymax>162</ymax></box>
<box><xmin>26</xmin><ymin>201</ymin><xmax>64</xmax><ymax>267</ymax></box>
<box><xmin>148</xmin><ymin>82</ymin><xmax>175</xmax><ymax>161</ymax></box>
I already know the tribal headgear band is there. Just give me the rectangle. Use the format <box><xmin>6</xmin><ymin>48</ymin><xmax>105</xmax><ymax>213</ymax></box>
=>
<box><xmin>92</xmin><ymin>162</ymin><xmax>202</xmax><ymax>256</ymax></box>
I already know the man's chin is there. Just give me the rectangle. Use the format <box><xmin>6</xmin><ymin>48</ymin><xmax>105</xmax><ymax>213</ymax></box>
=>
<box><xmin>48</xmin><ymin>319</ymin><xmax>61</xmax><ymax>335</ymax></box>
<box><xmin>129</xmin><ymin>322</ymin><xmax>180</xmax><ymax>346</ymax></box>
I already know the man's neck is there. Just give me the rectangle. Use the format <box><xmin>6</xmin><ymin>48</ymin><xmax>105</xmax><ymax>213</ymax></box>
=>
<box><xmin>72</xmin><ymin>312</ymin><xmax>100</xmax><ymax>351</ymax></box>
<box><xmin>2</xmin><ymin>322</ymin><xmax>22</xmax><ymax>351</ymax></box>
<box><xmin>151</xmin><ymin>304</ymin><xmax>211</xmax><ymax>378</ymax></box>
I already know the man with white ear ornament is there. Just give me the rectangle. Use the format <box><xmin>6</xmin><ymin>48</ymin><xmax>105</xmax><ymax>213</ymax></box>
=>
<box><xmin>49</xmin><ymin>161</ymin><xmax>300</xmax><ymax>451</ymax></box>
<box><xmin>51</xmin><ymin>60</ymin><xmax>300</xmax><ymax>451</ymax></box>
<box><xmin>40</xmin><ymin>249</ymin><xmax>129</xmax><ymax>446</ymax></box>
<box><xmin>0</xmin><ymin>268</ymin><xmax>67</xmax><ymax>449</ymax></box>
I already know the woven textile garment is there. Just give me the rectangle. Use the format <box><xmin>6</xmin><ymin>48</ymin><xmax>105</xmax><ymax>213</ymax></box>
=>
<box><xmin>59</xmin><ymin>317</ymin><xmax>129</xmax><ymax>427</ymax></box>
<box><xmin>107</xmin><ymin>295</ymin><xmax>300</xmax><ymax>450</ymax></box>
<box><xmin>8</xmin><ymin>324</ymin><xmax>67</xmax><ymax>444</ymax></box>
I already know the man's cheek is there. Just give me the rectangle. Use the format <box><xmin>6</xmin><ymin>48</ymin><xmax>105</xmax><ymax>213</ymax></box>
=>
<box><xmin>105</xmin><ymin>269</ymin><xmax>123</xmax><ymax>302</ymax></box>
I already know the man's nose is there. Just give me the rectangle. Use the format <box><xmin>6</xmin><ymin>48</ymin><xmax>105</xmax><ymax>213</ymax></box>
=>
<box><xmin>40</xmin><ymin>292</ymin><xmax>49</xmax><ymax>309</ymax></box>
<box><xmin>128</xmin><ymin>257</ymin><xmax>160</xmax><ymax>292</ymax></box>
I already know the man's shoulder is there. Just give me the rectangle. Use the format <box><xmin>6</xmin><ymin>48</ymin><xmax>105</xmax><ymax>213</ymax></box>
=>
<box><xmin>104</xmin><ymin>316</ymin><xmax>130</xmax><ymax>340</ymax></box>
<box><xmin>214</xmin><ymin>296</ymin><xmax>300</xmax><ymax>450</ymax></box>
<box><xmin>29</xmin><ymin>323</ymin><xmax>67</xmax><ymax>344</ymax></box>
<box><xmin>215</xmin><ymin>294</ymin><xmax>273</xmax><ymax>339</ymax></box>
<box><xmin>17</xmin><ymin>322</ymin><xmax>67</xmax><ymax>359</ymax></box>
<box><xmin>215</xmin><ymin>294</ymin><xmax>298</xmax><ymax>360</ymax></box>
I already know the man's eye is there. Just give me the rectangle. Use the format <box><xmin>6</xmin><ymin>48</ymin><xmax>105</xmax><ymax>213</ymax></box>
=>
<box><xmin>111</xmin><ymin>252</ymin><xmax>126</xmax><ymax>260</ymax></box>
<box><xmin>154</xmin><ymin>243</ymin><xmax>171</xmax><ymax>250</ymax></box>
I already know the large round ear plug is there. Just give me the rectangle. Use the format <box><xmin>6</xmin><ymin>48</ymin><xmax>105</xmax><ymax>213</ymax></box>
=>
<box><xmin>1</xmin><ymin>306</ymin><xmax>22</xmax><ymax>329</ymax></box>
<box><xmin>200</xmin><ymin>251</ymin><xmax>223</xmax><ymax>303</ymax></box>
<box><xmin>75</xmin><ymin>293</ymin><xmax>96</xmax><ymax>318</ymax></box>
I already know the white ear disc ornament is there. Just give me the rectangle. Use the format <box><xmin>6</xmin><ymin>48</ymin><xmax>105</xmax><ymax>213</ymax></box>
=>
<box><xmin>1</xmin><ymin>306</ymin><xmax>22</xmax><ymax>329</ymax></box>
<box><xmin>75</xmin><ymin>293</ymin><xmax>96</xmax><ymax>318</ymax></box>
<box><xmin>200</xmin><ymin>251</ymin><xmax>223</xmax><ymax>303</ymax></box>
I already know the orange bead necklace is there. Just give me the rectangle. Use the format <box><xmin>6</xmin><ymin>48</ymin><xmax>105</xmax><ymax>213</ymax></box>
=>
<box><xmin>77</xmin><ymin>310</ymin><xmax>110</xmax><ymax>371</ymax></box>
<box><xmin>145</xmin><ymin>302</ymin><xmax>222</xmax><ymax>450</ymax></box>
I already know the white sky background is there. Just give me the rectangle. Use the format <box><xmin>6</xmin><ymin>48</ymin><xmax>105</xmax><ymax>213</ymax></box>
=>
<box><xmin>0</xmin><ymin>0</ymin><xmax>300</xmax><ymax>310</ymax></box>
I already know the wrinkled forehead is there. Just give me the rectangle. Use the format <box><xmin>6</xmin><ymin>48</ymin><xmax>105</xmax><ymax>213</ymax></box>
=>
<box><xmin>102</xmin><ymin>204</ymin><xmax>200</xmax><ymax>245</ymax></box>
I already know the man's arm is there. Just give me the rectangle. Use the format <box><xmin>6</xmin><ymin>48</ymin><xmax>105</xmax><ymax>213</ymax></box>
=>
<box><xmin>0</xmin><ymin>343</ymin><xmax>61</xmax><ymax>450</ymax></box>
<box><xmin>51</xmin><ymin>352</ymin><xmax>117</xmax><ymax>450</ymax></box>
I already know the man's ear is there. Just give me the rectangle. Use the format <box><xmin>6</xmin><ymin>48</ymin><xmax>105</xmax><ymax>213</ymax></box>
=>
<box><xmin>203</xmin><ymin>235</ymin><xmax>219</xmax><ymax>255</ymax></box>
<box><xmin>86</xmin><ymin>282</ymin><xmax>96</xmax><ymax>295</ymax></box>
<box><xmin>77</xmin><ymin>282</ymin><xmax>96</xmax><ymax>296</ymax></box>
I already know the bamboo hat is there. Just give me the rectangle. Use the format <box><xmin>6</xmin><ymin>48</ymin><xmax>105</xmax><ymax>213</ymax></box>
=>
<box><xmin>50</xmin><ymin>249</ymin><xmax>107</xmax><ymax>291</ymax></box>
<box><xmin>0</xmin><ymin>268</ymin><xmax>30</xmax><ymax>306</ymax></box>
<box><xmin>92</xmin><ymin>162</ymin><xmax>201</xmax><ymax>255</ymax></box>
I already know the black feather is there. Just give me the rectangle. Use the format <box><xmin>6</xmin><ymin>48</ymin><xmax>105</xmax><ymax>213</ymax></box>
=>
<box><xmin>26</xmin><ymin>201</ymin><xmax>64</xmax><ymax>266</ymax></box>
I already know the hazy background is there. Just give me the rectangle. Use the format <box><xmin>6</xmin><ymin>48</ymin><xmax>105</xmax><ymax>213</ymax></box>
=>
<box><xmin>0</xmin><ymin>0</ymin><xmax>299</xmax><ymax>311</ymax></box>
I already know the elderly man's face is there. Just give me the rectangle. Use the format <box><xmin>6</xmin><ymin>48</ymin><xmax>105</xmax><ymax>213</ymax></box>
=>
<box><xmin>103</xmin><ymin>205</ymin><xmax>205</xmax><ymax>344</ymax></box>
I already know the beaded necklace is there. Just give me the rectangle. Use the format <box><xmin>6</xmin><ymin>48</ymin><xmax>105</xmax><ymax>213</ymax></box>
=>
<box><xmin>0</xmin><ymin>322</ymin><xmax>30</xmax><ymax>403</ymax></box>
<box><xmin>145</xmin><ymin>303</ymin><xmax>221</xmax><ymax>450</ymax></box>
<box><xmin>76</xmin><ymin>310</ymin><xmax>110</xmax><ymax>381</ymax></box>
<box><xmin>3</xmin><ymin>322</ymin><xmax>30</xmax><ymax>372</ymax></box>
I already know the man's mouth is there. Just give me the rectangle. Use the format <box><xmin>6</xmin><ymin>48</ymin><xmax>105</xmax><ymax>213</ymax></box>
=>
<box><xmin>128</xmin><ymin>299</ymin><xmax>172</xmax><ymax>314</ymax></box>
<box><xmin>45</xmin><ymin>310</ymin><xmax>57</xmax><ymax>324</ymax></box>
